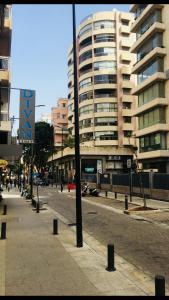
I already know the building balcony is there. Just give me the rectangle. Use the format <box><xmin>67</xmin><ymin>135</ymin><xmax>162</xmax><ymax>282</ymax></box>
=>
<box><xmin>94</xmin><ymin>97</ymin><xmax>117</xmax><ymax>103</ymax></box>
<box><xmin>79</xmin><ymin>70</ymin><xmax>93</xmax><ymax>82</ymax></box>
<box><xmin>94</xmin><ymin>140</ymin><xmax>118</xmax><ymax>146</ymax></box>
<box><xmin>120</xmin><ymin>52</ymin><xmax>131</xmax><ymax>62</ymax></box>
<box><xmin>132</xmin><ymin>47</ymin><xmax>166</xmax><ymax>74</ymax></box>
<box><xmin>121</xmin><ymin>66</ymin><xmax>131</xmax><ymax>75</ymax></box>
<box><xmin>130</xmin><ymin>22</ymin><xmax>165</xmax><ymax>53</ymax></box>
<box><xmin>93</xmin><ymin>41</ymin><xmax>116</xmax><ymax>50</ymax></box>
<box><xmin>94</xmin><ymin>111</ymin><xmax>117</xmax><ymax>118</ymax></box>
<box><xmin>93</xmin><ymin>83</ymin><xmax>117</xmax><ymax>91</ymax></box>
<box><xmin>93</xmin><ymin>28</ymin><xmax>116</xmax><ymax>36</ymax></box>
<box><xmin>122</xmin><ymin>95</ymin><xmax>133</xmax><ymax>102</ymax></box>
<box><xmin>79</xmin><ymin>57</ymin><xmax>93</xmax><ymax>69</ymax></box>
<box><xmin>121</xmin><ymin>80</ymin><xmax>134</xmax><ymax>89</ymax></box>
<box><xmin>133</xmin><ymin>98</ymin><xmax>168</xmax><ymax>116</ymax></box>
<box><xmin>135</xmin><ymin>123</ymin><xmax>169</xmax><ymax>138</ymax></box>
<box><xmin>120</xmin><ymin>25</ymin><xmax>130</xmax><ymax>35</ymax></box>
<box><xmin>120</xmin><ymin>38</ymin><xmax>133</xmax><ymax>48</ymax></box>
<box><xmin>93</xmin><ymin>54</ymin><xmax>116</xmax><ymax>63</ymax></box>
<box><xmin>79</xmin><ymin>44</ymin><xmax>93</xmax><ymax>57</ymax></box>
<box><xmin>79</xmin><ymin>113</ymin><xmax>93</xmax><ymax>122</ymax></box>
<box><xmin>79</xmin><ymin>99</ymin><xmax>93</xmax><ymax>108</ymax></box>
<box><xmin>137</xmin><ymin>149</ymin><xmax>169</xmax><ymax>161</ymax></box>
<box><xmin>132</xmin><ymin>72</ymin><xmax>166</xmax><ymax>95</ymax></box>
<box><xmin>80</xmin><ymin>126</ymin><xmax>94</xmax><ymax>134</ymax></box>
<box><xmin>123</xmin><ymin>137</ymin><xmax>135</xmax><ymax>146</ymax></box>
<box><xmin>130</xmin><ymin>4</ymin><xmax>164</xmax><ymax>33</ymax></box>
<box><xmin>122</xmin><ymin>109</ymin><xmax>133</xmax><ymax>117</ymax></box>
<box><xmin>94</xmin><ymin>125</ymin><xmax>118</xmax><ymax>132</ymax></box>
<box><xmin>79</xmin><ymin>30</ymin><xmax>92</xmax><ymax>44</ymax></box>
<box><xmin>122</xmin><ymin>123</ymin><xmax>133</xmax><ymax>131</ymax></box>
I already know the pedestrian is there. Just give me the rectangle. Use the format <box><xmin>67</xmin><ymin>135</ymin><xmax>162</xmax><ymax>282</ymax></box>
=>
<box><xmin>7</xmin><ymin>182</ymin><xmax>10</xmax><ymax>192</ymax></box>
<box><xmin>10</xmin><ymin>178</ymin><xmax>13</xmax><ymax>189</ymax></box>
<box><xmin>14</xmin><ymin>178</ymin><xmax>17</xmax><ymax>188</ymax></box>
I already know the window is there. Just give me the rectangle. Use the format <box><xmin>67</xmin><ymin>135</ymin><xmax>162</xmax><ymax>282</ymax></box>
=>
<box><xmin>62</xmin><ymin>114</ymin><xmax>66</xmax><ymax>119</ymax></box>
<box><xmin>94</xmin><ymin>89</ymin><xmax>117</xmax><ymax>98</ymax></box>
<box><xmin>79</xmin><ymin>118</ymin><xmax>92</xmax><ymax>129</ymax></box>
<box><xmin>94</xmin><ymin>60</ymin><xmax>116</xmax><ymax>70</ymax></box>
<box><xmin>94</xmin><ymin>47</ymin><xmax>116</xmax><ymax>57</ymax></box>
<box><xmin>139</xmin><ymin>132</ymin><xmax>166</xmax><ymax>152</ymax></box>
<box><xmin>95</xmin><ymin>103</ymin><xmax>117</xmax><ymax>112</ymax></box>
<box><xmin>137</xmin><ymin>33</ymin><xmax>163</xmax><ymax>62</ymax></box>
<box><xmin>121</xmin><ymin>32</ymin><xmax>129</xmax><ymax>37</ymax></box>
<box><xmin>121</xmin><ymin>19</ymin><xmax>129</xmax><ymax>26</ymax></box>
<box><xmin>138</xmin><ymin>58</ymin><xmax>164</xmax><ymax>84</ymax></box>
<box><xmin>138</xmin><ymin>108</ymin><xmax>166</xmax><ymax>129</ymax></box>
<box><xmin>138</xmin><ymin>82</ymin><xmax>165</xmax><ymax>107</ymax></box>
<box><xmin>79</xmin><ymin>104</ymin><xmax>93</xmax><ymax>115</ymax></box>
<box><xmin>94</xmin><ymin>20</ymin><xmax>115</xmax><ymax>30</ymax></box>
<box><xmin>122</xmin><ymin>74</ymin><xmax>130</xmax><ymax>81</ymax></box>
<box><xmin>79</xmin><ymin>77</ymin><xmax>92</xmax><ymax>89</ymax></box>
<box><xmin>79</xmin><ymin>37</ymin><xmax>92</xmax><ymax>50</ymax></box>
<box><xmin>94</xmin><ymin>74</ymin><xmax>117</xmax><ymax>84</ymax></box>
<box><xmin>95</xmin><ymin>131</ymin><xmax>118</xmax><ymax>140</ymax></box>
<box><xmin>136</xmin><ymin>10</ymin><xmax>162</xmax><ymax>38</ymax></box>
<box><xmin>95</xmin><ymin>117</ymin><xmax>117</xmax><ymax>126</ymax></box>
<box><xmin>123</xmin><ymin>88</ymin><xmax>131</xmax><ymax>95</ymax></box>
<box><xmin>79</xmin><ymin>23</ymin><xmax>92</xmax><ymax>37</ymax></box>
<box><xmin>123</xmin><ymin>116</ymin><xmax>131</xmax><ymax>123</ymax></box>
<box><xmin>79</xmin><ymin>91</ymin><xmax>93</xmax><ymax>102</ymax></box>
<box><xmin>79</xmin><ymin>50</ymin><xmax>92</xmax><ymax>63</ymax></box>
<box><xmin>0</xmin><ymin>58</ymin><xmax>8</xmax><ymax>70</ymax></box>
<box><xmin>122</xmin><ymin>102</ymin><xmax>131</xmax><ymax>109</ymax></box>
<box><xmin>124</xmin><ymin>131</ymin><xmax>132</xmax><ymax>137</ymax></box>
<box><xmin>94</xmin><ymin>33</ymin><xmax>116</xmax><ymax>43</ymax></box>
<box><xmin>62</xmin><ymin>103</ymin><xmax>66</xmax><ymax>108</ymax></box>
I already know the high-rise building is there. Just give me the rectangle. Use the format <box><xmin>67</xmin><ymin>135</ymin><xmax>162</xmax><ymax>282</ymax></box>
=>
<box><xmin>130</xmin><ymin>4</ymin><xmax>168</xmax><ymax>172</ymax></box>
<box><xmin>67</xmin><ymin>10</ymin><xmax>136</xmax><ymax>179</ymax></box>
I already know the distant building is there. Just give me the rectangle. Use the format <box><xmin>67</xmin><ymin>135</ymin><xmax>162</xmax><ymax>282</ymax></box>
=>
<box><xmin>51</xmin><ymin>98</ymin><xmax>68</xmax><ymax>149</ymax></box>
<box><xmin>40</xmin><ymin>113</ymin><xmax>51</xmax><ymax>124</ymax></box>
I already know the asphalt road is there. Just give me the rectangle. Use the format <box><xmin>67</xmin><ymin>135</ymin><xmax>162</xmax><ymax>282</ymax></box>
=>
<box><xmin>36</xmin><ymin>186</ymin><xmax>169</xmax><ymax>282</ymax></box>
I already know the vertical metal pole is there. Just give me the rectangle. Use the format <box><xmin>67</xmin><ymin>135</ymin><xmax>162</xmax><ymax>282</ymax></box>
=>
<box><xmin>129</xmin><ymin>168</ymin><xmax>132</xmax><ymax>202</ymax></box>
<box><xmin>60</xmin><ymin>127</ymin><xmax>63</xmax><ymax>192</ymax></box>
<box><xmin>1</xmin><ymin>222</ymin><xmax>6</xmax><ymax>239</ymax></box>
<box><xmin>155</xmin><ymin>275</ymin><xmax>165</xmax><ymax>296</ymax></box>
<box><xmin>72</xmin><ymin>4</ymin><xmax>83</xmax><ymax>247</ymax></box>
<box><xmin>52</xmin><ymin>151</ymin><xmax>53</xmax><ymax>187</ymax></box>
<box><xmin>30</xmin><ymin>143</ymin><xmax>34</xmax><ymax>203</ymax></box>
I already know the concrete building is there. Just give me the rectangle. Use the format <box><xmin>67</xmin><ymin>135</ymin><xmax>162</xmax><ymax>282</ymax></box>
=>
<box><xmin>130</xmin><ymin>4</ymin><xmax>169</xmax><ymax>172</ymax></box>
<box><xmin>49</xmin><ymin>10</ymin><xmax>137</xmax><ymax>183</ymax></box>
<box><xmin>51</xmin><ymin>98</ymin><xmax>68</xmax><ymax>149</ymax></box>
<box><xmin>0</xmin><ymin>5</ymin><xmax>22</xmax><ymax>163</ymax></box>
<box><xmin>40</xmin><ymin>113</ymin><xmax>52</xmax><ymax>125</ymax></box>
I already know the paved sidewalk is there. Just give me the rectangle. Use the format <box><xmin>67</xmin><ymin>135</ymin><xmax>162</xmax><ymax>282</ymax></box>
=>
<box><xmin>0</xmin><ymin>188</ymin><xmax>167</xmax><ymax>296</ymax></box>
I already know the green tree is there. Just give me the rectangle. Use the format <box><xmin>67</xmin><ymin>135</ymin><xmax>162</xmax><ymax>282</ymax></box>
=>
<box><xmin>34</xmin><ymin>122</ymin><xmax>54</xmax><ymax>172</ymax></box>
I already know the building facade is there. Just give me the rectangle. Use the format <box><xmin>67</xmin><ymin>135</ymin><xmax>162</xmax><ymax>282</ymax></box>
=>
<box><xmin>65</xmin><ymin>10</ymin><xmax>136</xmax><ymax>182</ymax></box>
<box><xmin>130</xmin><ymin>4</ymin><xmax>169</xmax><ymax>172</ymax></box>
<box><xmin>0</xmin><ymin>5</ymin><xmax>22</xmax><ymax>163</ymax></box>
<box><xmin>51</xmin><ymin>98</ymin><xmax>68</xmax><ymax>149</ymax></box>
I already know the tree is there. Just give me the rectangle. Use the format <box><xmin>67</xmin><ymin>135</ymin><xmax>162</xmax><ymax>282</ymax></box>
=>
<box><xmin>34</xmin><ymin>122</ymin><xmax>54</xmax><ymax>172</ymax></box>
<box><xmin>63</xmin><ymin>136</ymin><xmax>75</xmax><ymax>148</ymax></box>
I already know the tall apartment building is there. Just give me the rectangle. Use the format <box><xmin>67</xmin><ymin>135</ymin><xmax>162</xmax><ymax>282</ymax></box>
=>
<box><xmin>51</xmin><ymin>98</ymin><xmax>68</xmax><ymax>149</ymax></box>
<box><xmin>66</xmin><ymin>10</ymin><xmax>136</xmax><ymax>179</ymax></box>
<box><xmin>0</xmin><ymin>5</ymin><xmax>22</xmax><ymax>163</ymax></box>
<box><xmin>130</xmin><ymin>4</ymin><xmax>169</xmax><ymax>172</ymax></box>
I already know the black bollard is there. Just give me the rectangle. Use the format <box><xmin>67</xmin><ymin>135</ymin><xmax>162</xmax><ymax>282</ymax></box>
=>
<box><xmin>106</xmin><ymin>244</ymin><xmax>116</xmax><ymax>271</ymax></box>
<box><xmin>36</xmin><ymin>202</ymin><xmax>40</xmax><ymax>213</ymax></box>
<box><xmin>115</xmin><ymin>192</ymin><xmax>117</xmax><ymax>199</ymax></box>
<box><xmin>155</xmin><ymin>275</ymin><xmax>165</xmax><ymax>296</ymax></box>
<box><xmin>53</xmin><ymin>219</ymin><xmax>58</xmax><ymax>235</ymax></box>
<box><xmin>105</xmin><ymin>191</ymin><xmax>108</xmax><ymax>197</ymax></box>
<box><xmin>61</xmin><ymin>183</ymin><xmax>63</xmax><ymax>192</ymax></box>
<box><xmin>1</xmin><ymin>222</ymin><xmax>6</xmax><ymax>239</ymax></box>
<box><xmin>3</xmin><ymin>204</ymin><xmax>7</xmax><ymax>215</ymax></box>
<box><xmin>125</xmin><ymin>194</ymin><xmax>128</xmax><ymax>210</ymax></box>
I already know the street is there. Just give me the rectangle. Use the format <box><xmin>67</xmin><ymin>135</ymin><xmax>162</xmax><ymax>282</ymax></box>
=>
<box><xmin>35</xmin><ymin>186</ymin><xmax>169</xmax><ymax>285</ymax></box>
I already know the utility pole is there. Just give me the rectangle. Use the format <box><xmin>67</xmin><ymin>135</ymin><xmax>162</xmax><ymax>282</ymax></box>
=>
<box><xmin>72</xmin><ymin>4</ymin><xmax>83</xmax><ymax>247</ymax></box>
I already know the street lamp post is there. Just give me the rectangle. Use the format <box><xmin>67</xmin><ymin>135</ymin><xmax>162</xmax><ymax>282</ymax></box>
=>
<box><xmin>72</xmin><ymin>4</ymin><xmax>83</xmax><ymax>247</ymax></box>
<box><xmin>54</xmin><ymin>125</ymin><xmax>64</xmax><ymax>191</ymax></box>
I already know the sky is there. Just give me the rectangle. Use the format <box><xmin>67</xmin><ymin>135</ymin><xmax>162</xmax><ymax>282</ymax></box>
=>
<box><xmin>10</xmin><ymin>4</ymin><xmax>130</xmax><ymax>136</ymax></box>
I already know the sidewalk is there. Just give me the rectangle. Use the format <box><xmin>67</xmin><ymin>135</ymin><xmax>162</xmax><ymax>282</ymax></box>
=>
<box><xmin>0</xmin><ymin>188</ymin><xmax>166</xmax><ymax>296</ymax></box>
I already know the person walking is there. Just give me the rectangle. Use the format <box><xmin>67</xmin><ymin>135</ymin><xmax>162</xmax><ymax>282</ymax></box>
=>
<box><xmin>7</xmin><ymin>182</ymin><xmax>10</xmax><ymax>192</ymax></box>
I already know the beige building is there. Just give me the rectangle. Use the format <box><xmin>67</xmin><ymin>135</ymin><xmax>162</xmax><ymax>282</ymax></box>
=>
<box><xmin>51</xmin><ymin>98</ymin><xmax>68</xmax><ymax>149</ymax></box>
<box><xmin>49</xmin><ymin>10</ymin><xmax>137</xmax><ymax>183</ymax></box>
<box><xmin>0</xmin><ymin>5</ymin><xmax>22</xmax><ymax>163</ymax></box>
<box><xmin>130</xmin><ymin>4</ymin><xmax>169</xmax><ymax>172</ymax></box>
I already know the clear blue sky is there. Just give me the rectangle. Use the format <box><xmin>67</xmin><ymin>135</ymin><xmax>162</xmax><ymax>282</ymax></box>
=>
<box><xmin>10</xmin><ymin>4</ymin><xmax>130</xmax><ymax>135</ymax></box>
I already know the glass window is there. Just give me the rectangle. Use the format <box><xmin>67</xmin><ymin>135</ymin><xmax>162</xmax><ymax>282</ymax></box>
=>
<box><xmin>79</xmin><ymin>104</ymin><xmax>93</xmax><ymax>115</ymax></box>
<box><xmin>79</xmin><ymin>50</ymin><xmax>92</xmax><ymax>63</ymax></box>
<box><xmin>95</xmin><ymin>131</ymin><xmax>118</xmax><ymax>140</ymax></box>
<box><xmin>137</xmin><ymin>10</ymin><xmax>162</xmax><ymax>38</ymax></box>
<box><xmin>79</xmin><ymin>91</ymin><xmax>93</xmax><ymax>102</ymax></box>
<box><xmin>94</xmin><ymin>74</ymin><xmax>117</xmax><ymax>84</ymax></box>
<box><xmin>94</xmin><ymin>33</ymin><xmax>116</xmax><ymax>43</ymax></box>
<box><xmin>94</xmin><ymin>47</ymin><xmax>116</xmax><ymax>57</ymax></box>
<box><xmin>137</xmin><ymin>58</ymin><xmax>164</xmax><ymax>84</ymax></box>
<box><xmin>95</xmin><ymin>117</ymin><xmax>117</xmax><ymax>126</ymax></box>
<box><xmin>94</xmin><ymin>20</ymin><xmax>115</xmax><ymax>30</ymax></box>
<box><xmin>138</xmin><ymin>82</ymin><xmax>165</xmax><ymax>106</ymax></box>
<box><xmin>94</xmin><ymin>60</ymin><xmax>116</xmax><ymax>70</ymax></box>
<box><xmin>79</xmin><ymin>77</ymin><xmax>92</xmax><ymax>89</ymax></box>
<box><xmin>139</xmin><ymin>108</ymin><xmax>166</xmax><ymax>129</ymax></box>
<box><xmin>79</xmin><ymin>23</ymin><xmax>92</xmax><ymax>37</ymax></box>
<box><xmin>96</xmin><ymin>103</ymin><xmax>117</xmax><ymax>112</ymax></box>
